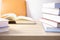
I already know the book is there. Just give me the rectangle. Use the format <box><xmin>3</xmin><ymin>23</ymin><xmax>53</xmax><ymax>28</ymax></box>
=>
<box><xmin>0</xmin><ymin>26</ymin><xmax>9</xmax><ymax>32</ymax></box>
<box><xmin>1</xmin><ymin>14</ymin><xmax>36</xmax><ymax>24</ymax></box>
<box><xmin>42</xmin><ymin>3</ymin><xmax>60</xmax><ymax>8</ymax></box>
<box><xmin>42</xmin><ymin>23</ymin><xmax>60</xmax><ymax>32</ymax></box>
<box><xmin>42</xmin><ymin>13</ymin><xmax>60</xmax><ymax>22</ymax></box>
<box><xmin>1</xmin><ymin>13</ymin><xmax>17</xmax><ymax>20</ymax></box>
<box><xmin>42</xmin><ymin>8</ymin><xmax>60</xmax><ymax>16</ymax></box>
<box><xmin>40</xmin><ymin>18</ymin><xmax>60</xmax><ymax>28</ymax></box>
<box><xmin>0</xmin><ymin>18</ymin><xmax>8</xmax><ymax>27</ymax></box>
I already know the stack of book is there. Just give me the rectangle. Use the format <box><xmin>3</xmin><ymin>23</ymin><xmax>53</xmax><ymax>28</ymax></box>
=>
<box><xmin>40</xmin><ymin>3</ymin><xmax>60</xmax><ymax>32</ymax></box>
<box><xmin>0</xmin><ymin>18</ymin><xmax>9</xmax><ymax>32</ymax></box>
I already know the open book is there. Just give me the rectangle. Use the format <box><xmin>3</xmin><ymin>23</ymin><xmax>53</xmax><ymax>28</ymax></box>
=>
<box><xmin>1</xmin><ymin>13</ymin><xmax>36</xmax><ymax>24</ymax></box>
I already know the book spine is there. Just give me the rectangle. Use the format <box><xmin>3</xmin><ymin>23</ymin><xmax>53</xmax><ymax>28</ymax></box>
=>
<box><xmin>42</xmin><ymin>13</ymin><xmax>60</xmax><ymax>22</ymax></box>
<box><xmin>42</xmin><ymin>3</ymin><xmax>60</xmax><ymax>8</ymax></box>
<box><xmin>42</xmin><ymin>8</ymin><xmax>60</xmax><ymax>16</ymax></box>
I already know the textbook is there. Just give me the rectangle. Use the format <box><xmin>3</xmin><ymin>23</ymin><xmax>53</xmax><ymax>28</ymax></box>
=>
<box><xmin>42</xmin><ymin>8</ymin><xmax>60</xmax><ymax>16</ymax></box>
<box><xmin>42</xmin><ymin>3</ymin><xmax>60</xmax><ymax>8</ymax></box>
<box><xmin>42</xmin><ymin>23</ymin><xmax>60</xmax><ymax>32</ymax></box>
<box><xmin>42</xmin><ymin>13</ymin><xmax>60</xmax><ymax>22</ymax></box>
<box><xmin>40</xmin><ymin>18</ymin><xmax>60</xmax><ymax>28</ymax></box>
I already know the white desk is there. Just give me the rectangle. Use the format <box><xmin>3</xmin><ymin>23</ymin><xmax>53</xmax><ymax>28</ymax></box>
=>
<box><xmin>0</xmin><ymin>22</ymin><xmax>60</xmax><ymax>40</ymax></box>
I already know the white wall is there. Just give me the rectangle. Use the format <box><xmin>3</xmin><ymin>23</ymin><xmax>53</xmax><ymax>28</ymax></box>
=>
<box><xmin>26</xmin><ymin>0</ymin><xmax>60</xmax><ymax>20</ymax></box>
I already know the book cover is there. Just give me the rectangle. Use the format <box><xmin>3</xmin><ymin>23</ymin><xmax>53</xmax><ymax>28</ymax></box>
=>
<box><xmin>42</xmin><ymin>23</ymin><xmax>60</xmax><ymax>32</ymax></box>
<box><xmin>0</xmin><ymin>26</ymin><xmax>9</xmax><ymax>32</ymax></box>
<box><xmin>42</xmin><ymin>3</ymin><xmax>60</xmax><ymax>8</ymax></box>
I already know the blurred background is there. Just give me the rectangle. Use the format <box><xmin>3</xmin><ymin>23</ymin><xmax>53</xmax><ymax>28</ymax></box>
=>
<box><xmin>0</xmin><ymin>0</ymin><xmax>60</xmax><ymax>20</ymax></box>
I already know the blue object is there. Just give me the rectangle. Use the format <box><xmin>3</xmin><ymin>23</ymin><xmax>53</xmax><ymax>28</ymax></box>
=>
<box><xmin>42</xmin><ymin>23</ymin><xmax>60</xmax><ymax>32</ymax></box>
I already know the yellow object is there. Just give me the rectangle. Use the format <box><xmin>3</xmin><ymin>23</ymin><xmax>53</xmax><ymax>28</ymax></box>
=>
<box><xmin>1</xmin><ymin>0</ymin><xmax>26</xmax><ymax>16</ymax></box>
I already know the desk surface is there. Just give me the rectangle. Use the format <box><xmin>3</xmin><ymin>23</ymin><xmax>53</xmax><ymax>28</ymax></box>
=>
<box><xmin>0</xmin><ymin>22</ymin><xmax>60</xmax><ymax>36</ymax></box>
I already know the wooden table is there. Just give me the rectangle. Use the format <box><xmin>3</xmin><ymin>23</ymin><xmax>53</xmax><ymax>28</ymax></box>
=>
<box><xmin>0</xmin><ymin>22</ymin><xmax>60</xmax><ymax>40</ymax></box>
